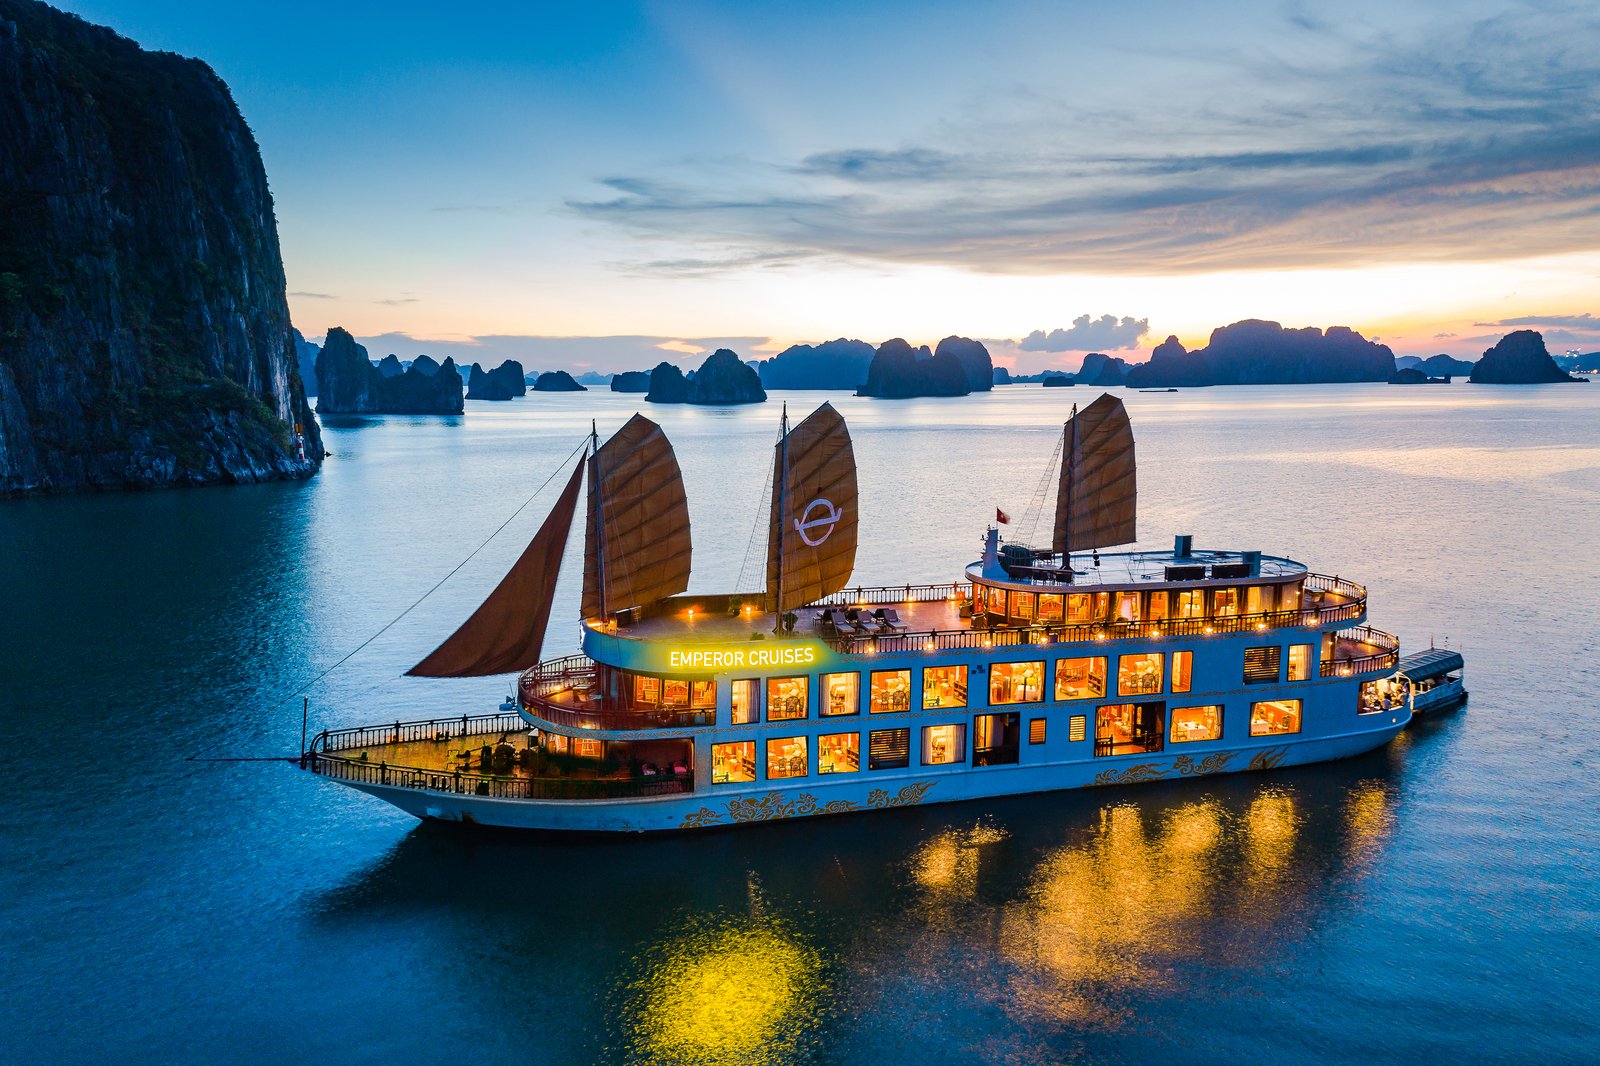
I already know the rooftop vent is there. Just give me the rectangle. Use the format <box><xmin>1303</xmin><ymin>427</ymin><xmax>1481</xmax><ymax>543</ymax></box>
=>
<box><xmin>1174</xmin><ymin>534</ymin><xmax>1193</xmax><ymax>557</ymax></box>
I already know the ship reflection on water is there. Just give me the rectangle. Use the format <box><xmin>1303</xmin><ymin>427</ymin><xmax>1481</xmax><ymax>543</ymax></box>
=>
<box><xmin>312</xmin><ymin>753</ymin><xmax>1403</xmax><ymax>1063</ymax></box>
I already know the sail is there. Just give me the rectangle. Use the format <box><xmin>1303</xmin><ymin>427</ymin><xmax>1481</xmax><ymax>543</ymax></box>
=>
<box><xmin>1053</xmin><ymin>393</ymin><xmax>1136</xmax><ymax>552</ymax></box>
<box><xmin>767</xmin><ymin>403</ymin><xmax>858</xmax><ymax>612</ymax></box>
<box><xmin>407</xmin><ymin>457</ymin><xmax>585</xmax><ymax>677</ymax></box>
<box><xmin>582</xmin><ymin>414</ymin><xmax>693</xmax><ymax>618</ymax></box>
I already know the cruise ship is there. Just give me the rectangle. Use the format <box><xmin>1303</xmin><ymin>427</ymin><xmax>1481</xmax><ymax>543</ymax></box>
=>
<box><xmin>302</xmin><ymin>396</ymin><xmax>1408</xmax><ymax>831</ymax></box>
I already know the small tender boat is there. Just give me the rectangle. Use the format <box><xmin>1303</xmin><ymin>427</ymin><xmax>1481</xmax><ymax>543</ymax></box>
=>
<box><xmin>1398</xmin><ymin>648</ymin><xmax>1467</xmax><ymax>714</ymax></box>
<box><xmin>301</xmin><ymin>396</ymin><xmax>1413</xmax><ymax>832</ymax></box>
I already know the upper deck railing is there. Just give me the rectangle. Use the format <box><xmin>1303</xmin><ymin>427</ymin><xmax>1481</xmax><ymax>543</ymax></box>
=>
<box><xmin>520</xmin><ymin>655</ymin><xmax>717</xmax><ymax>731</ymax></box>
<box><xmin>304</xmin><ymin>709</ymin><xmax>693</xmax><ymax>800</ymax></box>
<box><xmin>1320</xmin><ymin>625</ymin><xmax>1400</xmax><ymax>677</ymax></box>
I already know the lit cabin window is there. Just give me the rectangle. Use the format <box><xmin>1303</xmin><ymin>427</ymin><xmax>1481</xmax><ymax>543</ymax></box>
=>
<box><xmin>1360</xmin><ymin>679</ymin><xmax>1402</xmax><ymax>715</ymax></box>
<box><xmin>1013</xmin><ymin>591</ymin><xmax>1036</xmax><ymax>621</ymax></box>
<box><xmin>973</xmin><ymin>712</ymin><xmax>1021</xmax><ymax>765</ymax></box>
<box><xmin>712</xmin><ymin>741</ymin><xmax>756</xmax><ymax>783</ymax></box>
<box><xmin>1028</xmin><ymin>717</ymin><xmax>1047</xmax><ymax>744</ymax></box>
<box><xmin>870</xmin><ymin>669</ymin><xmax>912</xmax><ymax>713</ymax></box>
<box><xmin>1171</xmin><ymin>705</ymin><xmax>1223</xmax><ymax>743</ymax></box>
<box><xmin>766</xmin><ymin>735</ymin><xmax>808</xmax><ymax>779</ymax></box>
<box><xmin>1054</xmin><ymin>656</ymin><xmax>1107</xmax><ymax>700</ymax></box>
<box><xmin>990</xmin><ymin>661</ymin><xmax>1044</xmax><ymax>704</ymax></box>
<box><xmin>730</xmin><ymin>679</ymin><xmax>758</xmax><ymax>724</ymax></box>
<box><xmin>691</xmin><ymin>681</ymin><xmax>716</xmax><ymax>709</ymax></box>
<box><xmin>1244</xmin><ymin>646</ymin><xmax>1282</xmax><ymax>685</ymax></box>
<box><xmin>767</xmin><ymin>676</ymin><xmax>808</xmax><ymax>721</ymax></box>
<box><xmin>1172</xmin><ymin>651</ymin><xmax>1194</xmax><ymax>693</ymax></box>
<box><xmin>572</xmin><ymin>737</ymin><xmax>603</xmax><ymax>760</ymax></box>
<box><xmin>1245</xmin><ymin>585</ymin><xmax>1268</xmax><ymax>616</ymax></box>
<box><xmin>1250</xmin><ymin>699</ymin><xmax>1301</xmax><ymax>736</ymax></box>
<box><xmin>869</xmin><ymin>728</ymin><xmax>910</xmax><ymax>770</ymax></box>
<box><xmin>818</xmin><ymin>732</ymin><xmax>860</xmax><ymax>773</ymax></box>
<box><xmin>633</xmin><ymin>676</ymin><xmax>660</xmax><ymax>707</ymax></box>
<box><xmin>1213</xmin><ymin>587</ymin><xmax>1240</xmax><ymax>617</ymax></box>
<box><xmin>662</xmin><ymin>679</ymin><xmax>690</xmax><ymax>710</ymax></box>
<box><xmin>1117</xmin><ymin>653</ymin><xmax>1164</xmax><ymax>696</ymax></box>
<box><xmin>1147</xmin><ymin>591</ymin><xmax>1169</xmax><ymax>621</ymax></box>
<box><xmin>821</xmin><ymin>672</ymin><xmax>860</xmax><ymax>717</ymax></box>
<box><xmin>1038</xmin><ymin>593</ymin><xmax>1064</xmax><ymax>623</ymax></box>
<box><xmin>1066</xmin><ymin>594</ymin><xmax>1093</xmax><ymax>623</ymax></box>
<box><xmin>1176</xmin><ymin>590</ymin><xmax>1204</xmax><ymax>619</ymax></box>
<box><xmin>1115</xmin><ymin>591</ymin><xmax>1139</xmax><ymax>622</ymax></box>
<box><xmin>1095</xmin><ymin>703</ymin><xmax>1164</xmax><ymax>756</ymax></box>
<box><xmin>923</xmin><ymin>665</ymin><xmax>968</xmax><ymax>709</ymax></box>
<box><xmin>922</xmin><ymin>724</ymin><xmax>966</xmax><ymax>765</ymax></box>
<box><xmin>986</xmin><ymin>585</ymin><xmax>1007</xmax><ymax>615</ymax></box>
<box><xmin>1288</xmin><ymin>644</ymin><xmax>1312</xmax><ymax>682</ymax></box>
<box><xmin>1068</xmin><ymin>715</ymin><xmax>1087</xmax><ymax>742</ymax></box>
<box><xmin>1092</xmin><ymin>592</ymin><xmax>1111</xmax><ymax>623</ymax></box>
<box><xmin>544</xmin><ymin>733</ymin><xmax>569</xmax><ymax>754</ymax></box>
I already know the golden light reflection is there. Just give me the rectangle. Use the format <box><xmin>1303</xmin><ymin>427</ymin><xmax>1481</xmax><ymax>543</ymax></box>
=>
<box><xmin>619</xmin><ymin>915</ymin><xmax>823</xmax><ymax>1066</ymax></box>
<box><xmin>1344</xmin><ymin>781</ymin><xmax>1395</xmax><ymax>868</ymax></box>
<box><xmin>910</xmin><ymin>822</ymin><xmax>1009</xmax><ymax>901</ymax></box>
<box><xmin>1243</xmin><ymin>788</ymin><xmax>1300</xmax><ymax>876</ymax></box>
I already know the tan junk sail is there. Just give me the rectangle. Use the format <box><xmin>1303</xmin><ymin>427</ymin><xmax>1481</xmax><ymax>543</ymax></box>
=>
<box><xmin>1053</xmin><ymin>393</ymin><xmax>1136</xmax><ymax>553</ymax></box>
<box><xmin>768</xmin><ymin>403</ymin><xmax>858</xmax><ymax>612</ymax></box>
<box><xmin>582</xmin><ymin>414</ymin><xmax>693</xmax><ymax>618</ymax></box>
<box><xmin>408</xmin><ymin>457</ymin><xmax>585</xmax><ymax>677</ymax></box>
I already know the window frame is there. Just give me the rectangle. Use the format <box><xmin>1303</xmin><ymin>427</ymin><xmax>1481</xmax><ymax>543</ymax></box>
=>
<box><xmin>989</xmin><ymin>660</ymin><xmax>1045</xmax><ymax>705</ymax></box>
<box><xmin>921</xmin><ymin>723</ymin><xmax>967</xmax><ymax>766</ymax></box>
<box><xmin>869</xmin><ymin>668</ymin><xmax>913</xmax><ymax>714</ymax></box>
<box><xmin>1169</xmin><ymin>704</ymin><xmax>1224</xmax><ymax>744</ymax></box>
<box><xmin>821</xmin><ymin>671</ymin><xmax>861</xmax><ymax>717</ymax></box>
<box><xmin>711</xmin><ymin>740</ymin><xmax>757</xmax><ymax>784</ymax></box>
<box><xmin>1117</xmin><ymin>652</ymin><xmax>1165</xmax><ymax>697</ymax></box>
<box><xmin>1244</xmin><ymin>645</ymin><xmax>1283</xmax><ymax>686</ymax></box>
<box><xmin>765</xmin><ymin>735</ymin><xmax>809</xmax><ymax>779</ymax></box>
<box><xmin>1054</xmin><ymin>655</ymin><xmax>1108</xmax><ymax>701</ymax></box>
<box><xmin>868</xmin><ymin>727</ymin><xmax>911</xmax><ymax>770</ymax></box>
<box><xmin>922</xmin><ymin>664</ymin><xmax>969</xmax><ymax>710</ymax></box>
<box><xmin>817</xmin><ymin>731</ymin><xmax>860</xmax><ymax>774</ymax></box>
<box><xmin>1249</xmin><ymin>698</ymin><xmax>1302</xmax><ymax>737</ymax></box>
<box><xmin>766</xmin><ymin>675</ymin><xmax>809</xmax><ymax>721</ymax></box>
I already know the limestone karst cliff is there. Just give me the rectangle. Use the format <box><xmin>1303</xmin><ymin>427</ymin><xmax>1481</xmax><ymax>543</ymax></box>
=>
<box><xmin>0</xmin><ymin>0</ymin><xmax>323</xmax><ymax>493</ymax></box>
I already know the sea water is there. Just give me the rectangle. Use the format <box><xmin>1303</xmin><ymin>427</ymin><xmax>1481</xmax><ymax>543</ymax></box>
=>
<box><xmin>2</xmin><ymin>383</ymin><xmax>1597</xmax><ymax>1063</ymax></box>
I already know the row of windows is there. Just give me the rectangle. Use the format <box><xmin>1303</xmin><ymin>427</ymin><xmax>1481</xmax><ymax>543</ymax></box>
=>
<box><xmin>730</xmin><ymin>652</ymin><xmax>1198</xmax><ymax>724</ymax></box>
<box><xmin>708</xmin><ymin>698</ymin><xmax>1305</xmax><ymax>784</ymax></box>
<box><xmin>976</xmin><ymin>581</ymin><xmax>1299</xmax><ymax>624</ymax></box>
<box><xmin>625</xmin><ymin>644</ymin><xmax>1316</xmax><ymax>725</ymax></box>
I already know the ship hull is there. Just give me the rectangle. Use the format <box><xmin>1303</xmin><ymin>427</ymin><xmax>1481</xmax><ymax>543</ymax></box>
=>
<box><xmin>317</xmin><ymin>715</ymin><xmax>1408</xmax><ymax>833</ymax></box>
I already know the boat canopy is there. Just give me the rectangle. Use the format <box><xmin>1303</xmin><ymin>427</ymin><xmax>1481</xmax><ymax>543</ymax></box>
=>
<box><xmin>1053</xmin><ymin>393</ymin><xmax>1136</xmax><ymax>553</ymax></box>
<box><xmin>767</xmin><ymin>403</ymin><xmax>859</xmax><ymax>613</ymax></box>
<box><xmin>582</xmin><ymin>413</ymin><xmax>693</xmax><ymax>619</ymax></box>
<box><xmin>407</xmin><ymin>456</ymin><xmax>586</xmax><ymax>677</ymax></box>
<box><xmin>1398</xmin><ymin>648</ymin><xmax>1464</xmax><ymax>681</ymax></box>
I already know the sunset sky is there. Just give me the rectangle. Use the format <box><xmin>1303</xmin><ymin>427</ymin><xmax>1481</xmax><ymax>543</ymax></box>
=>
<box><xmin>61</xmin><ymin>0</ymin><xmax>1600</xmax><ymax>373</ymax></box>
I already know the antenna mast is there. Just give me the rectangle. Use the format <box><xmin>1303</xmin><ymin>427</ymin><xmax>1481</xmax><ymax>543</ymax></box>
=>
<box><xmin>773</xmin><ymin>403</ymin><xmax>789</xmax><ymax>631</ymax></box>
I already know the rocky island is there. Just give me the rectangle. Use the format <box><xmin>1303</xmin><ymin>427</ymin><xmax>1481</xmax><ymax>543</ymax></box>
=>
<box><xmin>610</xmin><ymin>370</ymin><xmax>651</xmax><ymax>393</ymax></box>
<box><xmin>754</xmin><ymin>338</ymin><xmax>876</xmax><ymax>390</ymax></box>
<box><xmin>316</xmin><ymin>328</ymin><xmax>464</xmax><ymax>414</ymax></box>
<box><xmin>1123</xmin><ymin>321</ymin><xmax>1396</xmax><ymax>387</ymax></box>
<box><xmin>466</xmin><ymin>360</ymin><xmax>527</xmax><ymax>400</ymax></box>
<box><xmin>0</xmin><ymin>0</ymin><xmax>323</xmax><ymax>493</ymax></box>
<box><xmin>533</xmin><ymin>370</ymin><xmax>586</xmax><ymax>392</ymax></box>
<box><xmin>1469</xmin><ymin>330</ymin><xmax>1581</xmax><ymax>384</ymax></box>
<box><xmin>647</xmin><ymin>349</ymin><xmax>767</xmax><ymax>405</ymax></box>
<box><xmin>858</xmin><ymin>338</ymin><xmax>974</xmax><ymax>397</ymax></box>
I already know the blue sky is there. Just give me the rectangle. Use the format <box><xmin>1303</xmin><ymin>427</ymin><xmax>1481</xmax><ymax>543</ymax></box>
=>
<box><xmin>56</xmin><ymin>0</ymin><xmax>1600</xmax><ymax>372</ymax></box>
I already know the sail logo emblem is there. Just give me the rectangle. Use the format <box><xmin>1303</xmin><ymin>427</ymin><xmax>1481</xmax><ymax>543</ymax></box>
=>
<box><xmin>794</xmin><ymin>498</ymin><xmax>842</xmax><ymax>546</ymax></box>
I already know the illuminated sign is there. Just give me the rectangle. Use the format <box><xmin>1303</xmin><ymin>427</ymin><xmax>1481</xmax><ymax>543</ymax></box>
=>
<box><xmin>794</xmin><ymin>498</ymin><xmax>841</xmax><ymax>547</ymax></box>
<box><xmin>668</xmin><ymin>644</ymin><xmax>820</xmax><ymax>672</ymax></box>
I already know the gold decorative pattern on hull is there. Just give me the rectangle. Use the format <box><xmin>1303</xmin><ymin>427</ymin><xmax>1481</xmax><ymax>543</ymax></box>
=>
<box><xmin>676</xmin><ymin>782</ymin><xmax>935</xmax><ymax>829</ymax></box>
<box><xmin>1174</xmin><ymin>752</ymin><xmax>1236</xmax><ymax>776</ymax></box>
<box><xmin>1246</xmin><ymin>747</ymin><xmax>1290</xmax><ymax>771</ymax></box>
<box><xmin>1091</xmin><ymin>763</ymin><xmax>1168</xmax><ymax>787</ymax></box>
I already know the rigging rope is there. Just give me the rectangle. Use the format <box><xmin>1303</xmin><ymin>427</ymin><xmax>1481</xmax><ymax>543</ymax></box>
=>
<box><xmin>734</xmin><ymin>421</ymin><xmax>780</xmax><ymax>593</ymax></box>
<box><xmin>1019</xmin><ymin>428</ymin><xmax>1064</xmax><ymax>549</ymax></box>
<box><xmin>266</xmin><ymin>436</ymin><xmax>590</xmax><ymax>711</ymax></box>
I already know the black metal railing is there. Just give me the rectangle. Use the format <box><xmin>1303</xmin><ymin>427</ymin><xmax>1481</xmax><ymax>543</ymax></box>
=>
<box><xmin>306</xmin><ymin>750</ymin><xmax>693</xmax><ymax>800</ymax></box>
<box><xmin>1320</xmin><ymin>625</ymin><xmax>1400</xmax><ymax>677</ymax></box>
<box><xmin>310</xmin><ymin>711</ymin><xmax>529</xmax><ymax>755</ymax></box>
<box><xmin>519</xmin><ymin>656</ymin><xmax>715</xmax><ymax>731</ymax></box>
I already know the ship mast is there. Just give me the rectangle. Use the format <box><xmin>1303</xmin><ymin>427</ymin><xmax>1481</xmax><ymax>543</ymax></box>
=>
<box><xmin>589</xmin><ymin>419</ymin><xmax>606</xmax><ymax>619</ymax></box>
<box><xmin>773</xmin><ymin>402</ymin><xmax>789</xmax><ymax>631</ymax></box>
<box><xmin>1064</xmin><ymin>405</ymin><xmax>1078</xmax><ymax>576</ymax></box>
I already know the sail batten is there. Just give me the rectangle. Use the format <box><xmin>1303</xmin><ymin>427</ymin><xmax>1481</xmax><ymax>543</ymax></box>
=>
<box><xmin>767</xmin><ymin>403</ymin><xmax>858</xmax><ymax>612</ymax></box>
<box><xmin>407</xmin><ymin>457</ymin><xmax>585</xmax><ymax>677</ymax></box>
<box><xmin>1053</xmin><ymin>393</ymin><xmax>1136</xmax><ymax>553</ymax></box>
<box><xmin>582</xmin><ymin>414</ymin><xmax>693</xmax><ymax>618</ymax></box>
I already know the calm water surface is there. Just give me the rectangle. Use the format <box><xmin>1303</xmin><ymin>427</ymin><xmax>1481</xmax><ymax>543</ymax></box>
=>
<box><xmin>3</xmin><ymin>384</ymin><xmax>1598</xmax><ymax>1063</ymax></box>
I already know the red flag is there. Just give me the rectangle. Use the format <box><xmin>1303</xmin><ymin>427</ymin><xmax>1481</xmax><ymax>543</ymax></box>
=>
<box><xmin>996</xmin><ymin>508</ymin><xmax>1010</xmax><ymax>524</ymax></box>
